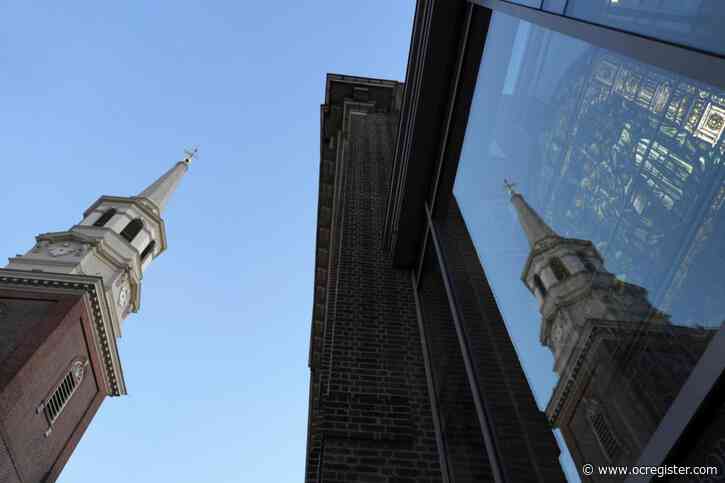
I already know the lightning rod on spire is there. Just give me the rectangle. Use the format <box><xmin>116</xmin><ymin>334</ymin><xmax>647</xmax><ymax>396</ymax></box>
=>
<box><xmin>182</xmin><ymin>147</ymin><xmax>199</xmax><ymax>165</ymax></box>
<box><xmin>504</xmin><ymin>178</ymin><xmax>518</xmax><ymax>196</ymax></box>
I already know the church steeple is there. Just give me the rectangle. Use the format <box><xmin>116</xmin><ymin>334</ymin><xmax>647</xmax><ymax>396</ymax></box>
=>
<box><xmin>6</xmin><ymin>150</ymin><xmax>195</xmax><ymax>341</ymax></box>
<box><xmin>504</xmin><ymin>179</ymin><xmax>557</xmax><ymax>247</ymax></box>
<box><xmin>504</xmin><ymin>183</ymin><xmax>711</xmax><ymax>477</ymax></box>
<box><xmin>506</xmin><ymin>180</ymin><xmax>665</xmax><ymax>368</ymax></box>
<box><xmin>137</xmin><ymin>148</ymin><xmax>196</xmax><ymax>214</ymax></box>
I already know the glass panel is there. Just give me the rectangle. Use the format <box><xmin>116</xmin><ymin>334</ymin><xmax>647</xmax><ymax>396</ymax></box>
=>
<box><xmin>417</xmin><ymin>241</ymin><xmax>492</xmax><ymax>482</ymax></box>
<box><xmin>508</xmin><ymin>0</ymin><xmax>543</xmax><ymax>8</ymax></box>
<box><xmin>435</xmin><ymin>198</ymin><xmax>568</xmax><ymax>481</ymax></box>
<box><xmin>455</xmin><ymin>10</ymin><xmax>724</xmax><ymax>481</ymax></box>
<box><xmin>565</xmin><ymin>0</ymin><xmax>725</xmax><ymax>56</ymax></box>
<box><xmin>543</xmin><ymin>0</ymin><xmax>567</xmax><ymax>15</ymax></box>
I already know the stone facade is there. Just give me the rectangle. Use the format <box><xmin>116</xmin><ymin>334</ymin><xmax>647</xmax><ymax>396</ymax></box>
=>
<box><xmin>437</xmin><ymin>197</ymin><xmax>566</xmax><ymax>482</ymax></box>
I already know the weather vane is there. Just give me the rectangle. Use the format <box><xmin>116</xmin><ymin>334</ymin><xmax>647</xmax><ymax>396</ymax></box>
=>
<box><xmin>182</xmin><ymin>147</ymin><xmax>199</xmax><ymax>165</ymax></box>
<box><xmin>503</xmin><ymin>178</ymin><xmax>518</xmax><ymax>196</ymax></box>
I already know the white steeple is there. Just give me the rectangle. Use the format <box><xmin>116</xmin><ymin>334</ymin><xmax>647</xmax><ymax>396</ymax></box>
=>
<box><xmin>137</xmin><ymin>147</ymin><xmax>196</xmax><ymax>214</ymax></box>
<box><xmin>505</xmin><ymin>179</ymin><xmax>557</xmax><ymax>247</ymax></box>
<box><xmin>506</xmin><ymin>181</ymin><xmax>666</xmax><ymax>374</ymax></box>
<box><xmin>7</xmin><ymin>151</ymin><xmax>195</xmax><ymax>339</ymax></box>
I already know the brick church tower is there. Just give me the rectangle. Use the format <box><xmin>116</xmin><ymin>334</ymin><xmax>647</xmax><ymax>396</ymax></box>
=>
<box><xmin>0</xmin><ymin>151</ymin><xmax>194</xmax><ymax>482</ymax></box>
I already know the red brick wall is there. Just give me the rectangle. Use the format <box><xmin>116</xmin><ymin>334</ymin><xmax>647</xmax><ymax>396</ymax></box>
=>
<box><xmin>0</xmin><ymin>290</ymin><xmax>105</xmax><ymax>483</ymax></box>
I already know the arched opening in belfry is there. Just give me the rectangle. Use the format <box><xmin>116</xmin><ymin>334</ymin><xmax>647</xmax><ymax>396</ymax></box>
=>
<box><xmin>550</xmin><ymin>257</ymin><xmax>571</xmax><ymax>281</ymax></box>
<box><xmin>579</xmin><ymin>253</ymin><xmax>597</xmax><ymax>272</ymax></box>
<box><xmin>120</xmin><ymin>218</ymin><xmax>144</xmax><ymax>243</ymax></box>
<box><xmin>93</xmin><ymin>208</ymin><xmax>117</xmax><ymax>227</ymax></box>
<box><xmin>140</xmin><ymin>240</ymin><xmax>156</xmax><ymax>261</ymax></box>
<box><xmin>534</xmin><ymin>275</ymin><xmax>547</xmax><ymax>297</ymax></box>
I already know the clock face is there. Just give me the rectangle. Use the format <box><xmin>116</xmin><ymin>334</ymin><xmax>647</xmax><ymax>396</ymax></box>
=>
<box><xmin>48</xmin><ymin>243</ymin><xmax>75</xmax><ymax>257</ymax></box>
<box><xmin>118</xmin><ymin>285</ymin><xmax>130</xmax><ymax>308</ymax></box>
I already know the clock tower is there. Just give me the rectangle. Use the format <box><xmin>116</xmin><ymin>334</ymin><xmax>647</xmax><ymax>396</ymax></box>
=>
<box><xmin>0</xmin><ymin>151</ymin><xmax>193</xmax><ymax>483</ymax></box>
<box><xmin>508</xmin><ymin>185</ymin><xmax>714</xmax><ymax>481</ymax></box>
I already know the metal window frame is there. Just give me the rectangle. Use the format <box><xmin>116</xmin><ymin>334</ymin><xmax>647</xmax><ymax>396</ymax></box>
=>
<box><xmin>414</xmin><ymin>202</ymin><xmax>510</xmax><ymax>483</ymax></box>
<box><xmin>416</xmin><ymin>1</ymin><xmax>725</xmax><ymax>481</ymax></box>
<box><xmin>411</xmin><ymin>256</ymin><xmax>452</xmax><ymax>483</ymax></box>
<box><xmin>470</xmin><ymin>0</ymin><xmax>725</xmax><ymax>91</ymax></box>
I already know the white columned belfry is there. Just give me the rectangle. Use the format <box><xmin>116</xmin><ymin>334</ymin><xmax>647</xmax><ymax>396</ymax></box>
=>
<box><xmin>5</xmin><ymin>149</ymin><xmax>196</xmax><ymax>395</ymax></box>
<box><xmin>505</xmin><ymin>180</ymin><xmax>655</xmax><ymax>371</ymax></box>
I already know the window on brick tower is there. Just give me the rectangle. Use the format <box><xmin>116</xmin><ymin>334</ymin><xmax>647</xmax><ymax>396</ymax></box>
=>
<box><xmin>93</xmin><ymin>208</ymin><xmax>116</xmax><ymax>227</ymax></box>
<box><xmin>41</xmin><ymin>359</ymin><xmax>87</xmax><ymax>436</ymax></box>
<box><xmin>550</xmin><ymin>257</ymin><xmax>571</xmax><ymax>281</ymax></box>
<box><xmin>120</xmin><ymin>218</ymin><xmax>143</xmax><ymax>243</ymax></box>
<box><xmin>588</xmin><ymin>405</ymin><xmax>622</xmax><ymax>462</ymax></box>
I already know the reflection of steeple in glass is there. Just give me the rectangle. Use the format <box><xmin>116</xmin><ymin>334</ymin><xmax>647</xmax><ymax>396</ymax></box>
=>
<box><xmin>508</xmin><ymin>187</ymin><xmax>558</xmax><ymax>248</ymax></box>
<box><xmin>508</xmin><ymin>184</ymin><xmax>715</xmax><ymax>473</ymax></box>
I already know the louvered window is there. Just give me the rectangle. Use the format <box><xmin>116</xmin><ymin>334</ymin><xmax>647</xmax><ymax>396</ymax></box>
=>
<box><xmin>39</xmin><ymin>359</ymin><xmax>87</xmax><ymax>436</ymax></box>
<box><xmin>93</xmin><ymin>208</ymin><xmax>117</xmax><ymax>227</ymax></box>
<box><xmin>587</xmin><ymin>402</ymin><xmax>622</xmax><ymax>461</ymax></box>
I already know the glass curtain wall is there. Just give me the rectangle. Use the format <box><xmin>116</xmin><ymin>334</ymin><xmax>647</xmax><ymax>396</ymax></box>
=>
<box><xmin>452</xmin><ymin>8</ymin><xmax>725</xmax><ymax>481</ymax></box>
<box><xmin>417</xmin><ymin>241</ymin><xmax>492</xmax><ymax>482</ymax></box>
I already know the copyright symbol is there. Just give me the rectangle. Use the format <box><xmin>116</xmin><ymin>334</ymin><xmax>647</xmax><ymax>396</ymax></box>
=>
<box><xmin>583</xmin><ymin>464</ymin><xmax>594</xmax><ymax>476</ymax></box>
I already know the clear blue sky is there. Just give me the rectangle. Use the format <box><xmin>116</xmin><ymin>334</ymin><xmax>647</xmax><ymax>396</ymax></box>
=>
<box><xmin>0</xmin><ymin>2</ymin><xmax>414</xmax><ymax>482</ymax></box>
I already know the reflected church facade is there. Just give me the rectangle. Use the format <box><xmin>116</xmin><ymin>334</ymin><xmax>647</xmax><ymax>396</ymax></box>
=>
<box><xmin>460</xmin><ymin>19</ymin><xmax>725</xmax><ymax>477</ymax></box>
<box><xmin>510</xmin><ymin>39</ymin><xmax>725</xmax><ymax>479</ymax></box>
<box><xmin>509</xmin><ymin>188</ymin><xmax>715</xmax><ymax>478</ymax></box>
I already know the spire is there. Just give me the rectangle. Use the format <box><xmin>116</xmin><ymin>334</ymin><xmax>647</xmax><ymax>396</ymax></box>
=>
<box><xmin>137</xmin><ymin>148</ymin><xmax>197</xmax><ymax>213</ymax></box>
<box><xmin>504</xmin><ymin>179</ymin><xmax>558</xmax><ymax>247</ymax></box>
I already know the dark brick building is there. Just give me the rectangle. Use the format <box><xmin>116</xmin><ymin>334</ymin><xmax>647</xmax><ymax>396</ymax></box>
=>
<box><xmin>307</xmin><ymin>1</ymin><xmax>725</xmax><ymax>482</ymax></box>
<box><xmin>306</xmin><ymin>75</ymin><xmax>444</xmax><ymax>482</ymax></box>
<box><xmin>305</xmin><ymin>72</ymin><xmax>564</xmax><ymax>483</ymax></box>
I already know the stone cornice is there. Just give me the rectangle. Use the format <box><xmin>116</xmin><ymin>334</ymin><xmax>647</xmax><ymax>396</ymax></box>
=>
<box><xmin>545</xmin><ymin>319</ymin><xmax>685</xmax><ymax>425</ymax></box>
<box><xmin>18</xmin><ymin>229</ymin><xmax>142</xmax><ymax>338</ymax></box>
<box><xmin>0</xmin><ymin>268</ymin><xmax>126</xmax><ymax>396</ymax></box>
